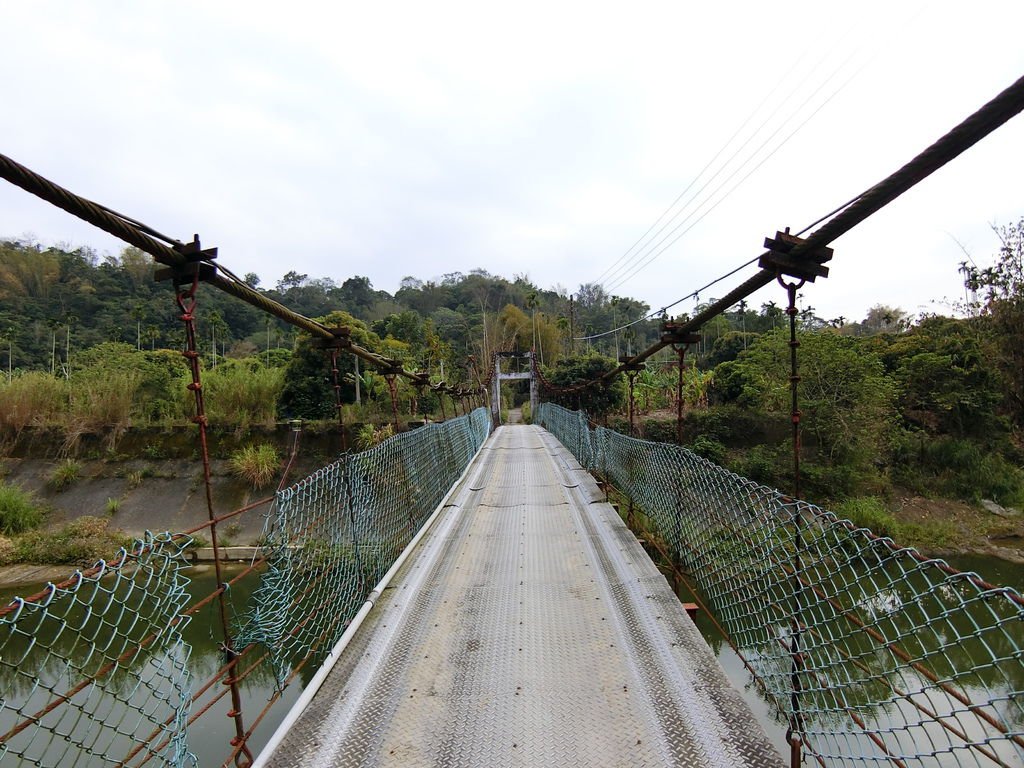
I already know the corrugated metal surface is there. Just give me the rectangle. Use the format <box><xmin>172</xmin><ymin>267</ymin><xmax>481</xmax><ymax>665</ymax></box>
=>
<box><xmin>259</xmin><ymin>425</ymin><xmax>783</xmax><ymax>767</ymax></box>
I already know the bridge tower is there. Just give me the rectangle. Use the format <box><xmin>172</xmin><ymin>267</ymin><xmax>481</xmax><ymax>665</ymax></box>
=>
<box><xmin>490</xmin><ymin>351</ymin><xmax>537</xmax><ymax>425</ymax></box>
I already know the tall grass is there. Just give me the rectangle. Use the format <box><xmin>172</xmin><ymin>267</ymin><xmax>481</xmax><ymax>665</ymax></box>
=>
<box><xmin>200</xmin><ymin>365</ymin><xmax>285</xmax><ymax>429</ymax></box>
<box><xmin>15</xmin><ymin>516</ymin><xmax>131</xmax><ymax>565</ymax></box>
<box><xmin>48</xmin><ymin>460</ymin><xmax>82</xmax><ymax>491</ymax></box>
<box><xmin>0</xmin><ymin>482</ymin><xmax>44</xmax><ymax>534</ymax></box>
<box><xmin>229</xmin><ymin>444</ymin><xmax>280</xmax><ymax>489</ymax></box>
<box><xmin>0</xmin><ymin>372</ymin><xmax>67</xmax><ymax>432</ymax></box>
<box><xmin>69</xmin><ymin>370</ymin><xmax>140</xmax><ymax>432</ymax></box>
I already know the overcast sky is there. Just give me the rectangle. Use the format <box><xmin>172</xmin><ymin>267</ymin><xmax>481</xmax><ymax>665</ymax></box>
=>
<box><xmin>2</xmin><ymin>1</ymin><xmax>1022</xmax><ymax>327</ymax></box>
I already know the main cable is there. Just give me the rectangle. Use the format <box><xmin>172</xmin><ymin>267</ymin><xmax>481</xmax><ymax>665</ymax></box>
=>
<box><xmin>550</xmin><ymin>73</ymin><xmax>1024</xmax><ymax>392</ymax></box>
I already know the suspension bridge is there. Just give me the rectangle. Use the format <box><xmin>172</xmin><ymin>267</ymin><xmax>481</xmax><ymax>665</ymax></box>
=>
<box><xmin>0</xmin><ymin>76</ymin><xmax>1023</xmax><ymax>767</ymax></box>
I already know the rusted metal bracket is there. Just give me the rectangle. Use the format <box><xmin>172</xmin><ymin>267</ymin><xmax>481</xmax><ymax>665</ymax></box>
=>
<box><xmin>759</xmin><ymin>230</ymin><xmax>833</xmax><ymax>282</ymax></box>
<box><xmin>381</xmin><ymin>358</ymin><xmax>405</xmax><ymax>378</ymax></box>
<box><xmin>155</xmin><ymin>234</ymin><xmax>219</xmax><ymax>283</ymax></box>
<box><xmin>660</xmin><ymin>322</ymin><xmax>701</xmax><ymax>347</ymax></box>
<box><xmin>313</xmin><ymin>326</ymin><xmax>353</xmax><ymax>350</ymax></box>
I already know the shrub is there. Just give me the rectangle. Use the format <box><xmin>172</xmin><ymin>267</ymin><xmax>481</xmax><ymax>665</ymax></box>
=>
<box><xmin>689</xmin><ymin>435</ymin><xmax>727</xmax><ymax>465</ymax></box>
<box><xmin>105</xmin><ymin>497</ymin><xmax>120</xmax><ymax>515</ymax></box>
<box><xmin>0</xmin><ymin>483</ymin><xmax>44</xmax><ymax>534</ymax></box>
<box><xmin>0</xmin><ymin>535</ymin><xmax>15</xmax><ymax>565</ymax></box>
<box><xmin>892</xmin><ymin>434</ymin><xmax>1024</xmax><ymax>507</ymax></box>
<box><xmin>355</xmin><ymin>423</ymin><xmax>395</xmax><ymax>451</ymax></box>
<box><xmin>15</xmin><ymin>516</ymin><xmax>131</xmax><ymax>565</ymax></box>
<box><xmin>642</xmin><ymin>418</ymin><xmax>677</xmax><ymax>444</ymax></box>
<box><xmin>229</xmin><ymin>444</ymin><xmax>280</xmax><ymax>489</ymax></box>
<box><xmin>833</xmin><ymin>497</ymin><xmax>899</xmax><ymax>540</ymax></box>
<box><xmin>48</xmin><ymin>460</ymin><xmax>82</xmax><ymax>491</ymax></box>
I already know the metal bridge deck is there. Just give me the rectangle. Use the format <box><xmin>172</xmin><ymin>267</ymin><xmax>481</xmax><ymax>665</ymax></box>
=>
<box><xmin>256</xmin><ymin>425</ymin><xmax>783</xmax><ymax>767</ymax></box>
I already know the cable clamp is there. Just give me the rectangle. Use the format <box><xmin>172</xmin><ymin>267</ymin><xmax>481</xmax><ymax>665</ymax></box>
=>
<box><xmin>759</xmin><ymin>229</ymin><xmax>832</xmax><ymax>282</ymax></box>
<box><xmin>156</xmin><ymin>234</ymin><xmax>219</xmax><ymax>283</ymax></box>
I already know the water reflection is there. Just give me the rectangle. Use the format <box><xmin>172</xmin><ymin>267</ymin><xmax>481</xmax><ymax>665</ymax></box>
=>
<box><xmin>0</xmin><ymin>564</ymin><xmax>302</xmax><ymax>768</ymax></box>
<box><xmin>668</xmin><ymin>554</ymin><xmax>1024</xmax><ymax>767</ymax></box>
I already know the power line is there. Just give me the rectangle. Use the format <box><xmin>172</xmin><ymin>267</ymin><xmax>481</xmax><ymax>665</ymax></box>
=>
<box><xmin>596</xmin><ymin>3</ymin><xmax>926</xmax><ymax>299</ymax></box>
<box><xmin>605</xmin><ymin>57</ymin><xmax>866</xmax><ymax>296</ymax></box>
<box><xmin>603</xmin><ymin>48</ymin><xmax>863</xmax><ymax>296</ymax></box>
<box><xmin>572</xmin><ymin>72</ymin><xmax>1024</xmax><ymax>390</ymax></box>
<box><xmin>588</xmin><ymin>52</ymin><xmax>809</xmax><ymax>288</ymax></box>
<box><xmin>597</xmin><ymin>49</ymin><xmax>838</xmax><ymax>292</ymax></box>
<box><xmin>574</xmin><ymin>255</ymin><xmax>760</xmax><ymax>341</ymax></box>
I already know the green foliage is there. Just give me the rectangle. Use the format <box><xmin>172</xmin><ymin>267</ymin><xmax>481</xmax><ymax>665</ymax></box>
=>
<box><xmin>734</xmin><ymin>444</ymin><xmax>787</xmax><ymax>487</ymax></box>
<box><xmin>14</xmin><ymin>516</ymin><xmax>131</xmax><ymax>565</ymax></box>
<box><xmin>72</xmin><ymin>344</ymin><xmax>188</xmax><ymax>423</ymax></box>
<box><xmin>891</xmin><ymin>432</ymin><xmax>1024</xmax><ymax>507</ymax></box>
<box><xmin>105</xmin><ymin>497</ymin><xmax>120</xmax><ymax>515</ymax></box>
<box><xmin>354</xmin><ymin>423</ymin><xmax>395</xmax><ymax>450</ymax></box>
<box><xmin>542</xmin><ymin>353</ymin><xmax>625</xmax><ymax>419</ymax></box>
<box><xmin>641</xmin><ymin>418</ymin><xmax>677</xmax><ymax>443</ymax></box>
<box><xmin>962</xmin><ymin>217</ymin><xmax>1024</xmax><ymax>426</ymax></box>
<box><xmin>690</xmin><ymin>435</ymin><xmax>726</xmax><ymax>465</ymax></box>
<box><xmin>48</xmin><ymin>460</ymin><xmax>82</xmax><ymax>491</ymax></box>
<box><xmin>278</xmin><ymin>311</ymin><xmax>382</xmax><ymax>420</ymax></box>
<box><xmin>831</xmin><ymin>496</ymin><xmax>959</xmax><ymax>549</ymax></box>
<box><xmin>0</xmin><ymin>482</ymin><xmax>44</xmax><ymax>534</ymax></box>
<box><xmin>520</xmin><ymin>400</ymin><xmax>532</xmax><ymax>424</ymax></box>
<box><xmin>877</xmin><ymin>316</ymin><xmax>1004</xmax><ymax>438</ymax></box>
<box><xmin>705</xmin><ymin>331</ymin><xmax>758</xmax><ymax>367</ymax></box>
<box><xmin>832</xmin><ymin>497</ymin><xmax>898</xmax><ymax>539</ymax></box>
<box><xmin>229</xmin><ymin>444</ymin><xmax>280</xmax><ymax>490</ymax></box>
<box><xmin>715</xmin><ymin>329</ymin><xmax>897</xmax><ymax>491</ymax></box>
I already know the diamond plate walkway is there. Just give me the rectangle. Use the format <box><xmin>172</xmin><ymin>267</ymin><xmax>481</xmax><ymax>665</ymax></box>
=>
<box><xmin>255</xmin><ymin>425</ymin><xmax>783</xmax><ymax>767</ymax></box>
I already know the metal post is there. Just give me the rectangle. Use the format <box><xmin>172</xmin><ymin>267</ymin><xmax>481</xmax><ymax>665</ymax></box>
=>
<box><xmin>628</xmin><ymin>370</ymin><xmax>637</xmax><ymax>436</ymax></box>
<box><xmin>385</xmin><ymin>373</ymin><xmax>400</xmax><ymax>428</ymax></box>
<box><xmin>676</xmin><ymin>347</ymin><xmax>686</xmax><ymax>445</ymax></box>
<box><xmin>175</xmin><ymin>270</ymin><xmax>253</xmax><ymax>767</ymax></box>
<box><xmin>529</xmin><ymin>351</ymin><xmax>539</xmax><ymax>416</ymax></box>
<box><xmin>491</xmin><ymin>353</ymin><xmax>502</xmax><ymax>426</ymax></box>
<box><xmin>329</xmin><ymin>348</ymin><xmax>348</xmax><ymax>452</ymax></box>
<box><xmin>780</xmin><ymin>275</ymin><xmax>805</xmax><ymax>768</ymax></box>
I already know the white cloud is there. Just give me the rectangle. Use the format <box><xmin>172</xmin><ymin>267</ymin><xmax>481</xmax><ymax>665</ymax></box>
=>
<box><xmin>2</xmin><ymin>0</ymin><xmax>1022</xmax><ymax>325</ymax></box>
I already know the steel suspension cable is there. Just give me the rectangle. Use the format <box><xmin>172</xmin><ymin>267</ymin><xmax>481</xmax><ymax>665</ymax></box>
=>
<box><xmin>567</xmin><ymin>72</ymin><xmax>1024</xmax><ymax>390</ymax></box>
<box><xmin>0</xmin><ymin>152</ymin><xmax>423</xmax><ymax>383</ymax></box>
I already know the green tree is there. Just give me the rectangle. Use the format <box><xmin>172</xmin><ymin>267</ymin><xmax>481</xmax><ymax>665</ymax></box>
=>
<box><xmin>276</xmin><ymin>311</ymin><xmax>381</xmax><ymax>420</ymax></box>
<box><xmin>716</xmin><ymin>329</ymin><xmax>897</xmax><ymax>495</ymax></box>
<box><xmin>965</xmin><ymin>218</ymin><xmax>1024</xmax><ymax>425</ymax></box>
<box><xmin>542</xmin><ymin>353</ymin><xmax>625</xmax><ymax>419</ymax></box>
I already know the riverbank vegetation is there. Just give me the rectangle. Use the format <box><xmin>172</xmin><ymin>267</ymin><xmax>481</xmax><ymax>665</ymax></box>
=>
<box><xmin>0</xmin><ymin>218</ymin><xmax>1022</xmax><ymax>560</ymax></box>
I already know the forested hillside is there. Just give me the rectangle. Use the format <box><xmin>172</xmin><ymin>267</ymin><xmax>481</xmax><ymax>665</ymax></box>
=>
<box><xmin>0</xmin><ymin>239</ymin><xmax>656</xmax><ymax>378</ymax></box>
<box><xmin>0</xmin><ymin>219</ymin><xmax>1022</xmax><ymax>528</ymax></box>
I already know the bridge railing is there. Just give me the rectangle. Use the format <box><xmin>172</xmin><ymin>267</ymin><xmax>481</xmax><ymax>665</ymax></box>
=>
<box><xmin>0</xmin><ymin>408</ymin><xmax>492</xmax><ymax>768</ymax></box>
<box><xmin>536</xmin><ymin>402</ymin><xmax>1024</xmax><ymax>768</ymax></box>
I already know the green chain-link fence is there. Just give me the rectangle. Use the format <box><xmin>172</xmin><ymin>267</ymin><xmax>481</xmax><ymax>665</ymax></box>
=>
<box><xmin>234</xmin><ymin>407</ymin><xmax>492</xmax><ymax>686</ymax></box>
<box><xmin>536</xmin><ymin>402</ymin><xmax>1024</xmax><ymax>767</ymax></box>
<box><xmin>0</xmin><ymin>532</ymin><xmax>195</xmax><ymax>767</ymax></box>
<box><xmin>1</xmin><ymin>409</ymin><xmax>491</xmax><ymax>768</ymax></box>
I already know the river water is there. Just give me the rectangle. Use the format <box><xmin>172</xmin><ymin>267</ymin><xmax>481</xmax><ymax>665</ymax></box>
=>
<box><xmin>2</xmin><ymin>554</ymin><xmax>1022</xmax><ymax>766</ymax></box>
